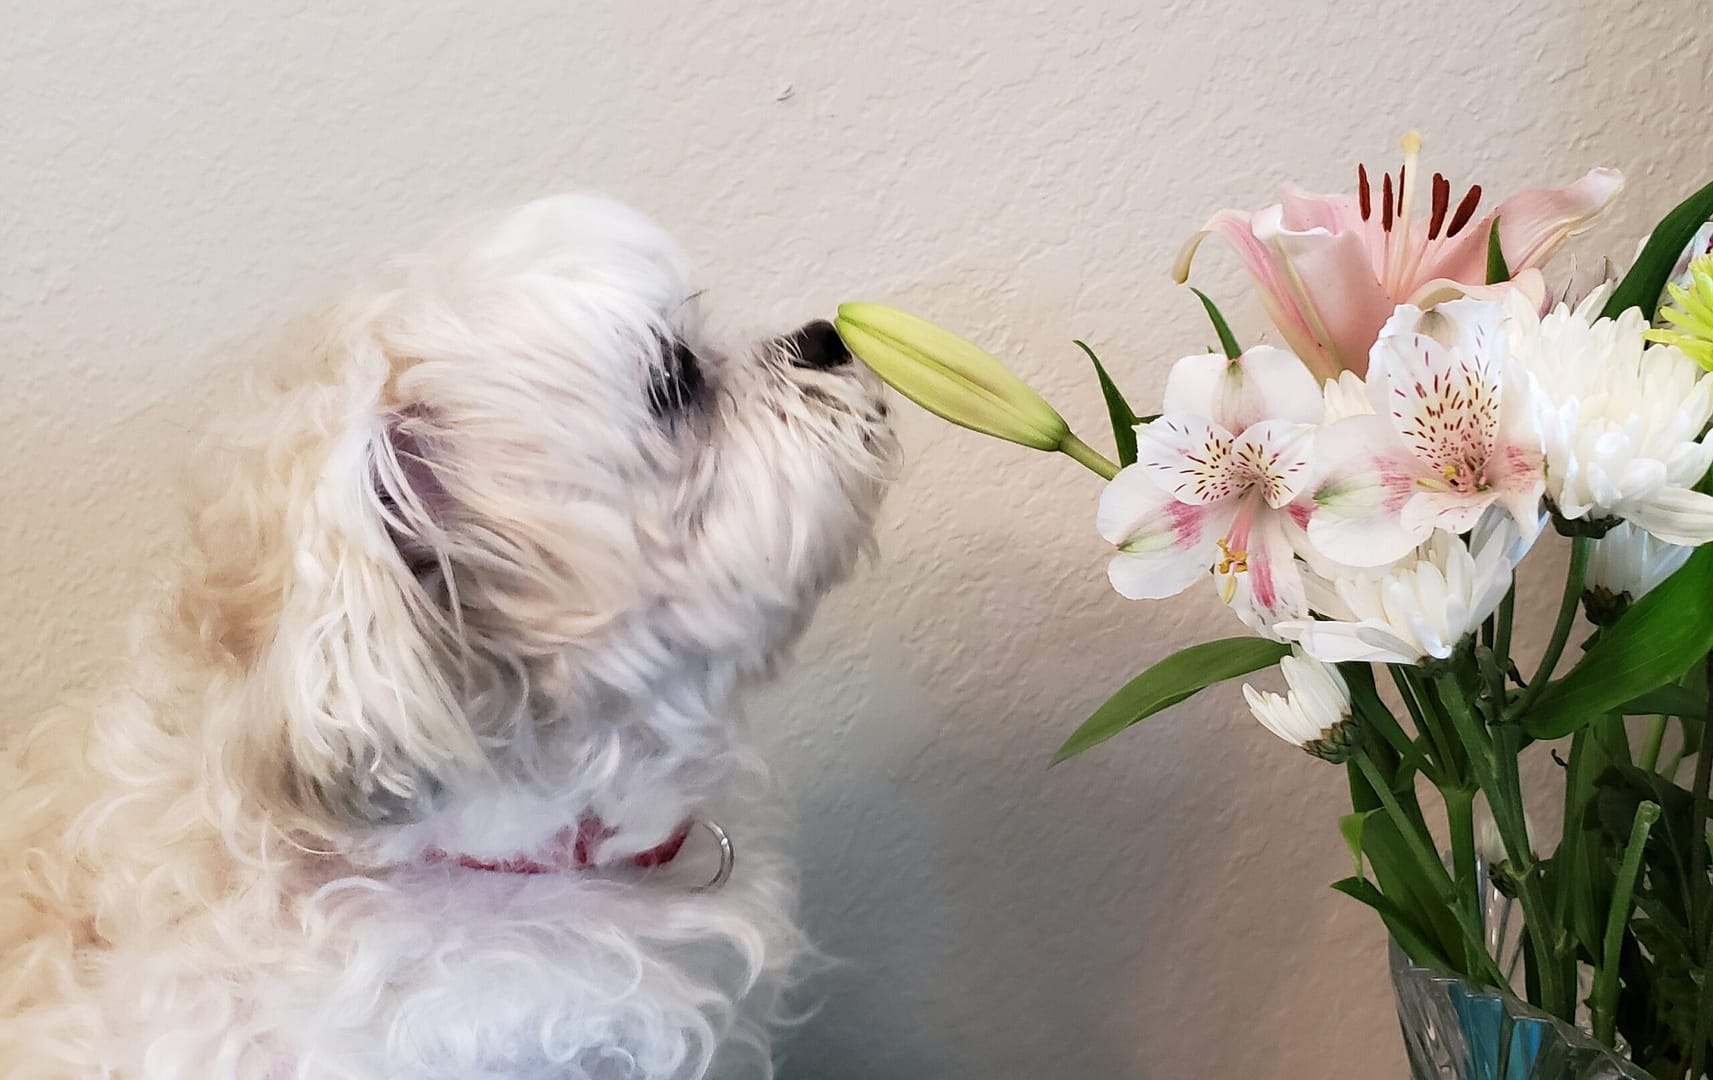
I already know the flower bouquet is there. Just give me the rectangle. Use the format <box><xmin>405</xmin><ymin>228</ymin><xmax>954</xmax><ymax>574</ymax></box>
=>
<box><xmin>838</xmin><ymin>135</ymin><xmax>1713</xmax><ymax>1077</ymax></box>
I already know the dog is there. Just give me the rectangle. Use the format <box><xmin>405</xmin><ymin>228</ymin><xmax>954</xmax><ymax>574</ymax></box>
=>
<box><xmin>0</xmin><ymin>194</ymin><xmax>893</xmax><ymax>1079</ymax></box>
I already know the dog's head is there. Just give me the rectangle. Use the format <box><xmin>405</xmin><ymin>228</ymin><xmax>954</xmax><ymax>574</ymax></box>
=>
<box><xmin>183</xmin><ymin>195</ymin><xmax>892</xmax><ymax>837</ymax></box>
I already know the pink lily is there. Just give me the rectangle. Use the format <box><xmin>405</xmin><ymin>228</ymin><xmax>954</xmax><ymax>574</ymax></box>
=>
<box><xmin>1097</xmin><ymin>346</ymin><xmax>1323</xmax><ymax>632</ymax></box>
<box><xmin>1174</xmin><ymin>132</ymin><xmax>1623</xmax><ymax>379</ymax></box>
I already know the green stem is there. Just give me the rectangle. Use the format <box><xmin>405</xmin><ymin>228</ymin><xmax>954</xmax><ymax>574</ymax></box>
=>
<box><xmin>1349</xmin><ymin>666</ymin><xmax>1437</xmax><ymax>782</ymax></box>
<box><xmin>1493</xmin><ymin>585</ymin><xmax>1516</xmax><ymax>675</ymax></box>
<box><xmin>1353</xmin><ymin>749</ymin><xmax>1506</xmax><ymax>987</ymax></box>
<box><xmin>1436</xmin><ymin>675</ymin><xmax>1568</xmax><ymax>1015</ymax></box>
<box><xmin>1638</xmin><ymin>714</ymin><xmax>1669</xmax><ymax>774</ymax></box>
<box><xmin>1444</xmin><ymin>784</ymin><xmax>1482</xmax><ymax>956</ymax></box>
<box><xmin>1057</xmin><ymin>433</ymin><xmax>1119</xmax><ymax>479</ymax></box>
<box><xmin>1592</xmin><ymin>801</ymin><xmax>1659</xmax><ymax>1047</ymax></box>
<box><xmin>1694</xmin><ymin>946</ymin><xmax>1713</xmax><ymax>1080</ymax></box>
<box><xmin>1402</xmin><ymin>667</ymin><xmax>1461</xmax><ymax>783</ymax></box>
<box><xmin>1691</xmin><ymin>653</ymin><xmax>1713</xmax><ymax>1080</ymax></box>
<box><xmin>1508</xmin><ymin>536</ymin><xmax>1592</xmax><ymax>720</ymax></box>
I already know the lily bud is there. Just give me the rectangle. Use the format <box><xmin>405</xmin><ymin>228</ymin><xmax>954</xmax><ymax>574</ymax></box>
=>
<box><xmin>834</xmin><ymin>303</ymin><xmax>1070</xmax><ymax>451</ymax></box>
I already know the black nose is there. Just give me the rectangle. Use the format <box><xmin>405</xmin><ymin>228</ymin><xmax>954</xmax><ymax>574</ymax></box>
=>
<box><xmin>784</xmin><ymin>320</ymin><xmax>850</xmax><ymax>369</ymax></box>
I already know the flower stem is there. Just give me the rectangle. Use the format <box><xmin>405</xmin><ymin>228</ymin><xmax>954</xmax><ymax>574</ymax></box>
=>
<box><xmin>1443</xmin><ymin>783</ymin><xmax>1482</xmax><ymax>954</ymax></box>
<box><xmin>1353</xmin><ymin>748</ymin><xmax>1506</xmax><ymax>987</ymax></box>
<box><xmin>1690</xmin><ymin>652</ymin><xmax>1713</xmax><ymax>1077</ymax></box>
<box><xmin>1507</xmin><ymin>536</ymin><xmax>1592</xmax><ymax>721</ymax></box>
<box><xmin>1435</xmin><ymin>674</ymin><xmax>1569</xmax><ymax>1015</ymax></box>
<box><xmin>1493</xmin><ymin>585</ymin><xmax>1516</xmax><ymax>677</ymax></box>
<box><xmin>1057</xmin><ymin>433</ymin><xmax>1119</xmax><ymax>480</ymax></box>
<box><xmin>1638</xmin><ymin>714</ymin><xmax>1669</xmax><ymax>773</ymax></box>
<box><xmin>1592</xmin><ymin>800</ymin><xmax>1658</xmax><ymax>1047</ymax></box>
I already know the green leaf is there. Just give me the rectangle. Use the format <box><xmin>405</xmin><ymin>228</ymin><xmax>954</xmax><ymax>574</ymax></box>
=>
<box><xmin>1360</xmin><ymin>809</ymin><xmax>1467</xmax><ymax>972</ymax></box>
<box><xmin>1332</xmin><ymin>875</ymin><xmax>1454</xmax><ymax>972</ymax></box>
<box><xmin>1523</xmin><ymin>544</ymin><xmax>1713</xmax><ymax>740</ymax></box>
<box><xmin>1052</xmin><ymin>637</ymin><xmax>1291</xmax><ymax>763</ymax></box>
<box><xmin>1072</xmin><ymin>340</ymin><xmax>1139</xmax><ymax>467</ymax></box>
<box><xmin>1486</xmin><ymin>218</ymin><xmax>1511</xmax><ymax>284</ymax></box>
<box><xmin>1338</xmin><ymin>812</ymin><xmax>1367</xmax><ymax>875</ymax></box>
<box><xmin>1615</xmin><ymin>683</ymin><xmax>1706</xmax><ymax>719</ymax></box>
<box><xmin>1189</xmin><ymin>287</ymin><xmax>1243</xmax><ymax>360</ymax></box>
<box><xmin>1602</xmin><ymin>176</ymin><xmax>1713</xmax><ymax>322</ymax></box>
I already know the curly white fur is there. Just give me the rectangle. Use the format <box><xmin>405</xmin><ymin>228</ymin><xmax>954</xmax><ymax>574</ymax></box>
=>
<box><xmin>0</xmin><ymin>194</ymin><xmax>893</xmax><ymax>1079</ymax></box>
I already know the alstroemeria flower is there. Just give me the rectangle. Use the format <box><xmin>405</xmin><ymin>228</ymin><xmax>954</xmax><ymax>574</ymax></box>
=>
<box><xmin>1307</xmin><ymin>299</ymin><xmax>1544</xmax><ymax>567</ymax></box>
<box><xmin>1097</xmin><ymin>346</ymin><xmax>1322</xmax><ymax>631</ymax></box>
<box><xmin>1508</xmin><ymin>287</ymin><xmax>1713</xmax><ymax>545</ymax></box>
<box><xmin>1277</xmin><ymin>512</ymin><xmax>1533</xmax><ymax>667</ymax></box>
<box><xmin>1175</xmin><ymin>132</ymin><xmax>1623</xmax><ymax>379</ymax></box>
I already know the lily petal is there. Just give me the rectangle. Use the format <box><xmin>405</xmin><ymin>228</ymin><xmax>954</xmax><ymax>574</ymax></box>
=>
<box><xmin>1175</xmin><ymin>210</ymin><xmax>1329</xmax><ymax>377</ymax></box>
<box><xmin>1256</xmin><ymin>203</ymin><xmax>1394</xmax><ymax>378</ymax></box>
<box><xmin>1496</xmin><ymin>167</ymin><xmax>1626</xmax><ymax>271</ymax></box>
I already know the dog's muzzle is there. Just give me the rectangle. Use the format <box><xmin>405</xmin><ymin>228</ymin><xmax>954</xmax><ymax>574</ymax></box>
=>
<box><xmin>783</xmin><ymin>319</ymin><xmax>850</xmax><ymax>370</ymax></box>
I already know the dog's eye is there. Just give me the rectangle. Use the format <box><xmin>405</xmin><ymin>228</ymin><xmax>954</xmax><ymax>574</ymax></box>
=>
<box><xmin>648</xmin><ymin>338</ymin><xmax>705</xmax><ymax>417</ymax></box>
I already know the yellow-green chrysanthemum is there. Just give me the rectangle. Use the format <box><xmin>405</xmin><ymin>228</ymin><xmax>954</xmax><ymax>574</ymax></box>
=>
<box><xmin>1647</xmin><ymin>254</ymin><xmax>1713</xmax><ymax>370</ymax></box>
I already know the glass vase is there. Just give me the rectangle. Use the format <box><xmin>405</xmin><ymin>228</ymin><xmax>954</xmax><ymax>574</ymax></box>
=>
<box><xmin>1388</xmin><ymin>858</ymin><xmax>1649</xmax><ymax>1079</ymax></box>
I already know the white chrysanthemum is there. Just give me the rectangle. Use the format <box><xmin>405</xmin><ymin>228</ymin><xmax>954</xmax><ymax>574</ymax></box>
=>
<box><xmin>1583</xmin><ymin>520</ymin><xmax>1693</xmax><ymax>626</ymax></box>
<box><xmin>1241</xmin><ymin>649</ymin><xmax>1355</xmax><ymax>761</ymax></box>
<box><xmin>1275</xmin><ymin>512</ymin><xmax>1531</xmax><ymax>666</ymax></box>
<box><xmin>1320</xmin><ymin>370</ymin><xmax>1373</xmax><ymax>421</ymax></box>
<box><xmin>1507</xmin><ymin>288</ymin><xmax>1713</xmax><ymax>544</ymax></box>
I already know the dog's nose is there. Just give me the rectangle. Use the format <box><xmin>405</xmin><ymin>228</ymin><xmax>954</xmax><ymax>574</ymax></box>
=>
<box><xmin>784</xmin><ymin>320</ymin><xmax>850</xmax><ymax>369</ymax></box>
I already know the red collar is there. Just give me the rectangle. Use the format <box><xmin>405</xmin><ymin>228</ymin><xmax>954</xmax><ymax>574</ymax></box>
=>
<box><xmin>423</xmin><ymin>814</ymin><xmax>691</xmax><ymax>876</ymax></box>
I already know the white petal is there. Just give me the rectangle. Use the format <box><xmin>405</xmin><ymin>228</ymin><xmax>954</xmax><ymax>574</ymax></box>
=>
<box><xmin>1279</xmin><ymin>619</ymin><xmax>1416</xmax><ymax>665</ymax></box>
<box><xmin>1136</xmin><ymin>414</ymin><xmax>1245</xmax><ymax>506</ymax></box>
<box><xmin>1234</xmin><ymin>420</ymin><xmax>1319</xmax><ymax>507</ymax></box>
<box><xmin>1622</xmin><ymin>487</ymin><xmax>1713</xmax><ymax>547</ymax></box>
<box><xmin>1164</xmin><ymin>346</ymin><xmax>1324</xmax><ymax>432</ymax></box>
<box><xmin>1097</xmin><ymin>466</ymin><xmax>1235</xmax><ymax>600</ymax></box>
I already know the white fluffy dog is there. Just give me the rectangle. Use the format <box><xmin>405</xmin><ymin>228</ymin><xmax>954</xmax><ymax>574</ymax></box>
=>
<box><xmin>0</xmin><ymin>195</ymin><xmax>893</xmax><ymax>1079</ymax></box>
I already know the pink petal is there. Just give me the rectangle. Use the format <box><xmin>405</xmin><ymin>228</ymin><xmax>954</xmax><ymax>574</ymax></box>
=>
<box><xmin>1306</xmin><ymin>415</ymin><xmax>1430</xmax><ymax>566</ymax></box>
<box><xmin>1496</xmin><ymin>167</ymin><xmax>1625</xmax><ymax>271</ymax></box>
<box><xmin>1278</xmin><ymin>186</ymin><xmax>1369</xmax><ymax>238</ymax></box>
<box><xmin>1174</xmin><ymin>209</ymin><xmax>1329</xmax><ymax>378</ymax></box>
<box><xmin>1098</xmin><ymin>465</ymin><xmax>1234</xmax><ymax>600</ymax></box>
<box><xmin>1256</xmin><ymin>204</ymin><xmax>1395</xmax><ymax>378</ymax></box>
<box><xmin>1223</xmin><ymin>511</ymin><xmax>1309</xmax><ymax>632</ymax></box>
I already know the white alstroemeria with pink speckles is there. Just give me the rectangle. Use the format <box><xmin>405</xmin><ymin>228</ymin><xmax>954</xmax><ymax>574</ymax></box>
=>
<box><xmin>1306</xmin><ymin>298</ymin><xmax>1545</xmax><ymax>567</ymax></box>
<box><xmin>1098</xmin><ymin>346</ymin><xmax>1323</xmax><ymax>631</ymax></box>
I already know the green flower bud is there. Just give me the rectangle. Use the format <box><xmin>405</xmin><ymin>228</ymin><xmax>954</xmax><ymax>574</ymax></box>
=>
<box><xmin>834</xmin><ymin>303</ymin><xmax>1070</xmax><ymax>451</ymax></box>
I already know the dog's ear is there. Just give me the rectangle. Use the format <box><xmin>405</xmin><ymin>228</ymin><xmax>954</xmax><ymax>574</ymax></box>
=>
<box><xmin>228</xmin><ymin>389</ymin><xmax>489</xmax><ymax>833</ymax></box>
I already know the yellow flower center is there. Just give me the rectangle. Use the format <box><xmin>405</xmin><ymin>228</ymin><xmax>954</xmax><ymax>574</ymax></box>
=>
<box><xmin>1215</xmin><ymin>537</ymin><xmax>1249</xmax><ymax>576</ymax></box>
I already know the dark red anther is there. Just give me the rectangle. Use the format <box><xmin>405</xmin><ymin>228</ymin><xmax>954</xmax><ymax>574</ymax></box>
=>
<box><xmin>1358</xmin><ymin>164</ymin><xmax>1371</xmax><ymax>221</ymax></box>
<box><xmin>1428</xmin><ymin>173</ymin><xmax>1450</xmax><ymax>240</ymax></box>
<box><xmin>1446</xmin><ymin>184</ymin><xmax>1483</xmax><ymax>238</ymax></box>
<box><xmin>1382</xmin><ymin>172</ymin><xmax>1394</xmax><ymax>232</ymax></box>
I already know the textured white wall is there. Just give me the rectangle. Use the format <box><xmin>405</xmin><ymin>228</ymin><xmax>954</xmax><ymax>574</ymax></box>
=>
<box><xmin>4</xmin><ymin>3</ymin><xmax>1710</xmax><ymax>1076</ymax></box>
